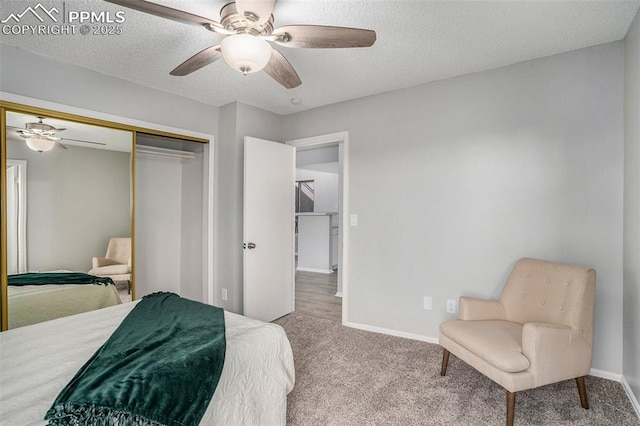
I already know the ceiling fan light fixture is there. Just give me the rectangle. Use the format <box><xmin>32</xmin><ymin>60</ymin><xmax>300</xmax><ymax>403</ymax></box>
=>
<box><xmin>221</xmin><ymin>34</ymin><xmax>272</xmax><ymax>75</ymax></box>
<box><xmin>26</xmin><ymin>135</ymin><xmax>56</xmax><ymax>153</ymax></box>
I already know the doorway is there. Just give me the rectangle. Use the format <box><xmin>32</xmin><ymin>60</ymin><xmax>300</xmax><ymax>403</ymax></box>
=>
<box><xmin>288</xmin><ymin>132</ymin><xmax>349</xmax><ymax>323</ymax></box>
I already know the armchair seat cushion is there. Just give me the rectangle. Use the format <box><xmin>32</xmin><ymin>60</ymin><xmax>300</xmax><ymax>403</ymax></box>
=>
<box><xmin>440</xmin><ymin>320</ymin><xmax>529</xmax><ymax>373</ymax></box>
<box><xmin>89</xmin><ymin>264</ymin><xmax>131</xmax><ymax>276</ymax></box>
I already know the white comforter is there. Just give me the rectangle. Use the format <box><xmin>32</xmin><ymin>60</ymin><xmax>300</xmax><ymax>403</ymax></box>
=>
<box><xmin>0</xmin><ymin>302</ymin><xmax>295</xmax><ymax>426</ymax></box>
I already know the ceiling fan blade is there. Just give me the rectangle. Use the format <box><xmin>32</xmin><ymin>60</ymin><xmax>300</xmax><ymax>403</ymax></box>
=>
<box><xmin>15</xmin><ymin>129</ymin><xmax>48</xmax><ymax>139</ymax></box>
<box><xmin>60</xmin><ymin>138</ymin><xmax>107</xmax><ymax>146</ymax></box>
<box><xmin>272</xmin><ymin>25</ymin><xmax>376</xmax><ymax>48</ymax></box>
<box><xmin>9</xmin><ymin>126</ymin><xmax>28</xmax><ymax>135</ymax></box>
<box><xmin>55</xmin><ymin>142</ymin><xmax>68</xmax><ymax>150</ymax></box>
<box><xmin>42</xmin><ymin>128</ymin><xmax>66</xmax><ymax>135</ymax></box>
<box><xmin>170</xmin><ymin>45</ymin><xmax>222</xmax><ymax>76</ymax></box>
<box><xmin>104</xmin><ymin>0</ymin><xmax>226</xmax><ymax>32</ymax></box>
<box><xmin>236</xmin><ymin>0</ymin><xmax>276</xmax><ymax>25</ymax></box>
<box><xmin>262</xmin><ymin>49</ymin><xmax>301</xmax><ymax>89</ymax></box>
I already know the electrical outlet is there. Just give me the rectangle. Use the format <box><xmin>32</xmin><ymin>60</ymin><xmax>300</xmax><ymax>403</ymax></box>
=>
<box><xmin>221</xmin><ymin>288</ymin><xmax>228</xmax><ymax>301</ymax></box>
<box><xmin>423</xmin><ymin>296</ymin><xmax>432</xmax><ymax>310</ymax></box>
<box><xmin>446</xmin><ymin>299</ymin><xmax>457</xmax><ymax>314</ymax></box>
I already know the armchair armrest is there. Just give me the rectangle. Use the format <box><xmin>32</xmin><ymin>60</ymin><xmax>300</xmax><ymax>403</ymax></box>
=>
<box><xmin>522</xmin><ymin>323</ymin><xmax>591</xmax><ymax>385</ymax></box>
<box><xmin>92</xmin><ymin>257</ymin><xmax>119</xmax><ymax>269</ymax></box>
<box><xmin>458</xmin><ymin>297</ymin><xmax>506</xmax><ymax>320</ymax></box>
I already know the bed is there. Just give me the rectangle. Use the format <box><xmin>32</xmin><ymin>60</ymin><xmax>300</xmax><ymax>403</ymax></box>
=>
<box><xmin>8</xmin><ymin>272</ymin><xmax>122</xmax><ymax>329</ymax></box>
<box><xmin>0</xmin><ymin>300</ymin><xmax>295</xmax><ymax>425</ymax></box>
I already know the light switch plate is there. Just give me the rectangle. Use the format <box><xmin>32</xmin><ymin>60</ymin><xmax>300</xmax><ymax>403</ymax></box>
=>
<box><xmin>350</xmin><ymin>214</ymin><xmax>358</xmax><ymax>226</ymax></box>
<box><xmin>423</xmin><ymin>296</ymin><xmax>432</xmax><ymax>310</ymax></box>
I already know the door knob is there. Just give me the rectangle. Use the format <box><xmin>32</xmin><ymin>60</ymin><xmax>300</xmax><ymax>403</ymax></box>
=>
<box><xmin>247</xmin><ymin>242</ymin><xmax>256</xmax><ymax>249</ymax></box>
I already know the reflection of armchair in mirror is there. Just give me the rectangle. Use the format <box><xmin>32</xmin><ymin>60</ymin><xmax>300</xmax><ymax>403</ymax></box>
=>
<box><xmin>89</xmin><ymin>238</ymin><xmax>132</xmax><ymax>294</ymax></box>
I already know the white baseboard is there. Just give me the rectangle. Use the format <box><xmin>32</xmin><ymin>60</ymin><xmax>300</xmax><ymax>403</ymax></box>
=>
<box><xmin>296</xmin><ymin>267</ymin><xmax>333</xmax><ymax>274</ymax></box>
<box><xmin>589</xmin><ymin>368</ymin><xmax>622</xmax><ymax>382</ymax></box>
<box><xmin>621</xmin><ymin>375</ymin><xmax>640</xmax><ymax>419</ymax></box>
<box><xmin>343</xmin><ymin>320</ymin><xmax>439</xmax><ymax>344</ymax></box>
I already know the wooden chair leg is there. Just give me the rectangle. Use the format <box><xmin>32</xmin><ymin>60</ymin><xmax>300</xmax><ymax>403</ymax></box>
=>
<box><xmin>576</xmin><ymin>376</ymin><xmax>589</xmax><ymax>409</ymax></box>
<box><xmin>440</xmin><ymin>349</ymin><xmax>450</xmax><ymax>376</ymax></box>
<box><xmin>506</xmin><ymin>391</ymin><xmax>516</xmax><ymax>426</ymax></box>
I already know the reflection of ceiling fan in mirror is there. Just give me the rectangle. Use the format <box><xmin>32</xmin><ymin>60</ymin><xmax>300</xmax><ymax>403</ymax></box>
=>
<box><xmin>104</xmin><ymin>0</ymin><xmax>377</xmax><ymax>88</ymax></box>
<box><xmin>9</xmin><ymin>117</ymin><xmax>107</xmax><ymax>153</ymax></box>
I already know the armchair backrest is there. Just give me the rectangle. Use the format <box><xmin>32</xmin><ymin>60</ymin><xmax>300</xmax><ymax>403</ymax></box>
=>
<box><xmin>105</xmin><ymin>237</ymin><xmax>131</xmax><ymax>266</ymax></box>
<box><xmin>500</xmin><ymin>258</ymin><xmax>596</xmax><ymax>343</ymax></box>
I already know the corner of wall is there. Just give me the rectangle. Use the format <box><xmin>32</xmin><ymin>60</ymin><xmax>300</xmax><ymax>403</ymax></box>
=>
<box><xmin>623</xmin><ymin>6</ymin><xmax>640</xmax><ymax>413</ymax></box>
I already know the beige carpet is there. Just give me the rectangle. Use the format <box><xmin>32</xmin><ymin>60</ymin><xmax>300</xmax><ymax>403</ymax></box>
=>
<box><xmin>274</xmin><ymin>312</ymin><xmax>639</xmax><ymax>426</ymax></box>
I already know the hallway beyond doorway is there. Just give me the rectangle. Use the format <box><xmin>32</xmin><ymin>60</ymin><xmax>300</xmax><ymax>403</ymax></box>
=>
<box><xmin>295</xmin><ymin>270</ymin><xmax>341</xmax><ymax>322</ymax></box>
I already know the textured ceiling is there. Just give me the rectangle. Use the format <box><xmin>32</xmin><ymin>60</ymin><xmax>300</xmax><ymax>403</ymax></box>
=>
<box><xmin>1</xmin><ymin>0</ymin><xmax>639</xmax><ymax>115</ymax></box>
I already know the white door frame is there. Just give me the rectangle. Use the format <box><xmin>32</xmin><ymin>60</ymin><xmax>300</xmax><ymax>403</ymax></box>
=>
<box><xmin>287</xmin><ymin>131</ymin><xmax>350</xmax><ymax>324</ymax></box>
<box><xmin>1</xmin><ymin>92</ymin><xmax>216</xmax><ymax>304</ymax></box>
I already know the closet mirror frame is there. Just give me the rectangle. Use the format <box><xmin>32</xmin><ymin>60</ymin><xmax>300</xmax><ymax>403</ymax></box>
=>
<box><xmin>0</xmin><ymin>101</ymin><xmax>208</xmax><ymax>331</ymax></box>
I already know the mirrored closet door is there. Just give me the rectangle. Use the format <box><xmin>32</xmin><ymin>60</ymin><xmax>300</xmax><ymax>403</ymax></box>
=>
<box><xmin>1</xmin><ymin>102</ymin><xmax>211</xmax><ymax>331</ymax></box>
<box><xmin>2</xmin><ymin>109</ymin><xmax>134</xmax><ymax>329</ymax></box>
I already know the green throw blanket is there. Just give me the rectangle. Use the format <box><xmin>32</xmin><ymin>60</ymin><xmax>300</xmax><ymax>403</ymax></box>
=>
<box><xmin>9</xmin><ymin>272</ymin><xmax>115</xmax><ymax>287</ymax></box>
<box><xmin>45</xmin><ymin>292</ymin><xmax>226</xmax><ymax>426</ymax></box>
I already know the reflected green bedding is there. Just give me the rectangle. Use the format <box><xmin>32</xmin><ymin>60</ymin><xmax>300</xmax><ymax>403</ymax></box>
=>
<box><xmin>9</xmin><ymin>272</ymin><xmax>114</xmax><ymax>287</ymax></box>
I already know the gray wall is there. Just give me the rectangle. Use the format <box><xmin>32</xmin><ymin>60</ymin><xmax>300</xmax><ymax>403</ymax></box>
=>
<box><xmin>6</xmin><ymin>141</ymin><xmax>131</xmax><ymax>272</ymax></box>
<box><xmin>135</xmin><ymin>153</ymin><xmax>182</xmax><ymax>297</ymax></box>
<box><xmin>181</xmin><ymin>155</ymin><xmax>205</xmax><ymax>302</ymax></box>
<box><xmin>0</xmin><ymin>45</ymin><xmax>219</xmax><ymax>135</ymax></box>
<box><xmin>297</xmin><ymin>146</ymin><xmax>339</xmax><ymax>167</ymax></box>
<box><xmin>296</xmin><ymin>168</ymin><xmax>339</xmax><ymax>213</ymax></box>
<box><xmin>214</xmin><ymin>102</ymin><xmax>283</xmax><ymax>313</ymax></box>
<box><xmin>624</xmin><ymin>11</ymin><xmax>640</xmax><ymax>405</ymax></box>
<box><xmin>283</xmin><ymin>42</ymin><xmax>625</xmax><ymax>374</ymax></box>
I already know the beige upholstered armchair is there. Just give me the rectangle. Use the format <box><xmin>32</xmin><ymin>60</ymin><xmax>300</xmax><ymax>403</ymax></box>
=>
<box><xmin>439</xmin><ymin>258</ymin><xmax>596</xmax><ymax>426</ymax></box>
<box><xmin>89</xmin><ymin>237</ymin><xmax>132</xmax><ymax>294</ymax></box>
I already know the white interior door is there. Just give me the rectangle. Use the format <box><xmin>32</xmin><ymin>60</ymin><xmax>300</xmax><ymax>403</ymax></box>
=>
<box><xmin>243</xmin><ymin>137</ymin><xmax>295</xmax><ymax>322</ymax></box>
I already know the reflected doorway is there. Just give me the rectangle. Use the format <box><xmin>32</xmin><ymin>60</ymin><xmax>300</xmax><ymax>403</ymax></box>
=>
<box><xmin>6</xmin><ymin>160</ymin><xmax>27</xmax><ymax>275</ymax></box>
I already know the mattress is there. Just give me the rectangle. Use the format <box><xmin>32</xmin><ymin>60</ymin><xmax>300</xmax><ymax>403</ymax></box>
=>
<box><xmin>8</xmin><ymin>282</ymin><xmax>122</xmax><ymax>329</ymax></box>
<box><xmin>0</xmin><ymin>302</ymin><xmax>295</xmax><ymax>425</ymax></box>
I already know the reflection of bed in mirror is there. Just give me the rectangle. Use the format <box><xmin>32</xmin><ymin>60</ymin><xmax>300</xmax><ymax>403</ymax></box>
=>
<box><xmin>8</xmin><ymin>272</ymin><xmax>122</xmax><ymax>329</ymax></box>
<box><xmin>0</xmin><ymin>300</ymin><xmax>295</xmax><ymax>425</ymax></box>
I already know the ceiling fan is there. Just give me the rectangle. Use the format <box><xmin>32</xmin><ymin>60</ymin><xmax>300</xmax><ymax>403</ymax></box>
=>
<box><xmin>104</xmin><ymin>0</ymin><xmax>377</xmax><ymax>88</ymax></box>
<box><xmin>9</xmin><ymin>117</ymin><xmax>107</xmax><ymax>153</ymax></box>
